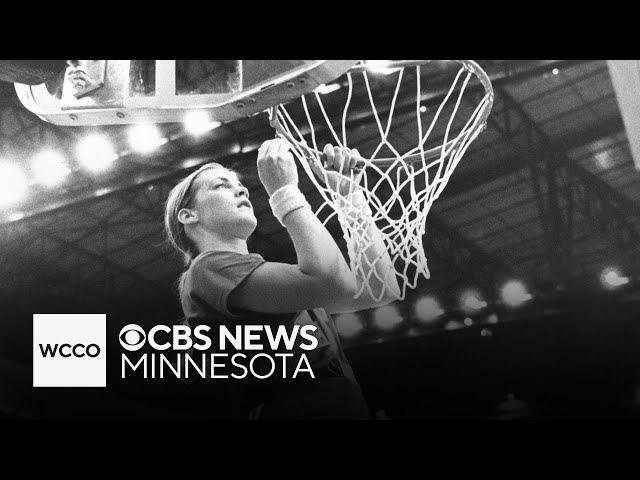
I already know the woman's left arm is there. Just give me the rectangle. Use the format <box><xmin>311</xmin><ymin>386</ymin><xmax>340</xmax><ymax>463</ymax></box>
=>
<box><xmin>331</xmin><ymin>197</ymin><xmax>401</xmax><ymax>313</ymax></box>
<box><xmin>312</xmin><ymin>144</ymin><xmax>401</xmax><ymax>314</ymax></box>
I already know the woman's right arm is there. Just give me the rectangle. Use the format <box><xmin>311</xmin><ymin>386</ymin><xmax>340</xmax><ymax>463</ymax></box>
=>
<box><xmin>227</xmin><ymin>139</ymin><xmax>358</xmax><ymax>314</ymax></box>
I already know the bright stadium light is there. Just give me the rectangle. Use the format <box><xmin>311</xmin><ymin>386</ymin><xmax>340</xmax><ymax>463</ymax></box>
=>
<box><xmin>0</xmin><ymin>162</ymin><xmax>28</xmax><ymax>206</ymax></box>
<box><xmin>500</xmin><ymin>280</ymin><xmax>533</xmax><ymax>307</ymax></box>
<box><xmin>414</xmin><ymin>296</ymin><xmax>444</xmax><ymax>323</ymax></box>
<box><xmin>600</xmin><ymin>267</ymin><xmax>630</xmax><ymax>289</ymax></box>
<box><xmin>183</xmin><ymin>110</ymin><xmax>221</xmax><ymax>136</ymax></box>
<box><xmin>460</xmin><ymin>290</ymin><xmax>488</xmax><ymax>313</ymax></box>
<box><xmin>365</xmin><ymin>60</ymin><xmax>401</xmax><ymax>75</ymax></box>
<box><xmin>76</xmin><ymin>134</ymin><xmax>117</xmax><ymax>172</ymax></box>
<box><xmin>128</xmin><ymin>124</ymin><xmax>167</xmax><ymax>153</ymax></box>
<box><xmin>314</xmin><ymin>83</ymin><xmax>341</xmax><ymax>95</ymax></box>
<box><xmin>8</xmin><ymin>212</ymin><xmax>25</xmax><ymax>222</ymax></box>
<box><xmin>372</xmin><ymin>304</ymin><xmax>403</xmax><ymax>331</ymax></box>
<box><xmin>335</xmin><ymin>312</ymin><xmax>364</xmax><ymax>338</ymax></box>
<box><xmin>32</xmin><ymin>151</ymin><xmax>70</xmax><ymax>186</ymax></box>
<box><xmin>444</xmin><ymin>320</ymin><xmax>463</xmax><ymax>331</ymax></box>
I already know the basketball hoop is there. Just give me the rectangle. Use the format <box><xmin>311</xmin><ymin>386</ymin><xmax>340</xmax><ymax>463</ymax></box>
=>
<box><xmin>269</xmin><ymin>60</ymin><xmax>494</xmax><ymax>301</ymax></box>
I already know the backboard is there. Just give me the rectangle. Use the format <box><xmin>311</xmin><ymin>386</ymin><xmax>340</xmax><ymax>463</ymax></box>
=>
<box><xmin>14</xmin><ymin>60</ymin><xmax>358</xmax><ymax>127</ymax></box>
<box><xmin>607</xmin><ymin>60</ymin><xmax>640</xmax><ymax>171</ymax></box>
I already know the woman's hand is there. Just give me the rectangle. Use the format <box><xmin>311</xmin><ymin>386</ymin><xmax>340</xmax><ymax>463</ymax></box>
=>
<box><xmin>257</xmin><ymin>138</ymin><xmax>299</xmax><ymax>197</ymax></box>
<box><xmin>310</xmin><ymin>144</ymin><xmax>363</xmax><ymax>197</ymax></box>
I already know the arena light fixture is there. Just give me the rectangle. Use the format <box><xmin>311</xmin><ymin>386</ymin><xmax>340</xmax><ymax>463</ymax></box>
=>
<box><xmin>0</xmin><ymin>162</ymin><xmax>28</xmax><ymax>205</ymax></box>
<box><xmin>184</xmin><ymin>110</ymin><xmax>221</xmax><ymax>136</ymax></box>
<box><xmin>414</xmin><ymin>296</ymin><xmax>444</xmax><ymax>323</ymax></box>
<box><xmin>314</xmin><ymin>83</ymin><xmax>341</xmax><ymax>95</ymax></box>
<box><xmin>600</xmin><ymin>267</ymin><xmax>630</xmax><ymax>289</ymax></box>
<box><xmin>335</xmin><ymin>313</ymin><xmax>364</xmax><ymax>338</ymax></box>
<box><xmin>128</xmin><ymin>124</ymin><xmax>167</xmax><ymax>153</ymax></box>
<box><xmin>8</xmin><ymin>212</ymin><xmax>25</xmax><ymax>222</ymax></box>
<box><xmin>365</xmin><ymin>60</ymin><xmax>402</xmax><ymax>75</ymax></box>
<box><xmin>76</xmin><ymin>134</ymin><xmax>117</xmax><ymax>172</ymax></box>
<box><xmin>32</xmin><ymin>151</ymin><xmax>70</xmax><ymax>186</ymax></box>
<box><xmin>500</xmin><ymin>280</ymin><xmax>533</xmax><ymax>307</ymax></box>
<box><xmin>372</xmin><ymin>304</ymin><xmax>403</xmax><ymax>331</ymax></box>
<box><xmin>460</xmin><ymin>290</ymin><xmax>488</xmax><ymax>313</ymax></box>
<box><xmin>444</xmin><ymin>320</ymin><xmax>463</xmax><ymax>331</ymax></box>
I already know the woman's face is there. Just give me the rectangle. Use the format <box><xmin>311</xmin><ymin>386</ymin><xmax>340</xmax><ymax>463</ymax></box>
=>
<box><xmin>189</xmin><ymin>168</ymin><xmax>257</xmax><ymax>238</ymax></box>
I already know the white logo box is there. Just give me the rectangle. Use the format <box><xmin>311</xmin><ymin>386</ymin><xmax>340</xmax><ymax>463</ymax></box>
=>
<box><xmin>33</xmin><ymin>314</ymin><xmax>106</xmax><ymax>387</ymax></box>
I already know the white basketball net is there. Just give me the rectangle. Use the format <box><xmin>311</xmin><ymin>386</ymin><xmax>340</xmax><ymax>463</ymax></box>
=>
<box><xmin>270</xmin><ymin>60</ymin><xmax>494</xmax><ymax>301</ymax></box>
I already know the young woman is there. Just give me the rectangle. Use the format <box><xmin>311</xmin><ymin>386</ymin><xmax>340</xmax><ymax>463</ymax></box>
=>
<box><xmin>164</xmin><ymin>138</ymin><xmax>400</xmax><ymax>419</ymax></box>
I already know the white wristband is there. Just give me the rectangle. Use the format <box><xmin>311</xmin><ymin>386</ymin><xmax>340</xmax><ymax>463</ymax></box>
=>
<box><xmin>269</xmin><ymin>185</ymin><xmax>310</xmax><ymax>225</ymax></box>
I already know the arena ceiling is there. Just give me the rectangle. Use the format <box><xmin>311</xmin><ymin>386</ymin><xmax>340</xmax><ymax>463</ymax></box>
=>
<box><xmin>0</xmin><ymin>59</ymin><xmax>639</xmax><ymax>358</ymax></box>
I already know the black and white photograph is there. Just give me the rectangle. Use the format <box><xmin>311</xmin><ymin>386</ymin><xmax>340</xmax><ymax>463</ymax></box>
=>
<box><xmin>1</xmin><ymin>59</ymin><xmax>639</xmax><ymax>421</ymax></box>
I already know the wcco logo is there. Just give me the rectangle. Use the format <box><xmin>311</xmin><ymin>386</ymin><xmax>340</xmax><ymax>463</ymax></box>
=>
<box><xmin>33</xmin><ymin>314</ymin><xmax>106</xmax><ymax>387</ymax></box>
<box><xmin>39</xmin><ymin>343</ymin><xmax>101</xmax><ymax>358</ymax></box>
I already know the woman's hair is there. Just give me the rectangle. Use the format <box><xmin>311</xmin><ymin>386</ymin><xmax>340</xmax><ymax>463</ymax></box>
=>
<box><xmin>164</xmin><ymin>162</ymin><xmax>228</xmax><ymax>267</ymax></box>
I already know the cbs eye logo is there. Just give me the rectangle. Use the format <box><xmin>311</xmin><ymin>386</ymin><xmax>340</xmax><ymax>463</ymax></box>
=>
<box><xmin>119</xmin><ymin>324</ymin><xmax>146</xmax><ymax>351</ymax></box>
